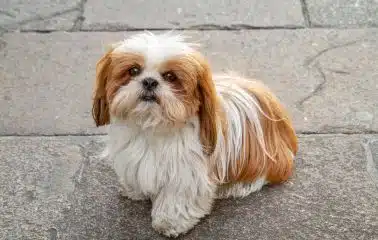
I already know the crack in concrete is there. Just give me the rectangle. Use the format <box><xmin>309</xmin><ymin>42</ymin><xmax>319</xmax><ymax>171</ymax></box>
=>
<box><xmin>188</xmin><ymin>24</ymin><xmax>303</xmax><ymax>30</ymax></box>
<box><xmin>304</xmin><ymin>40</ymin><xmax>360</xmax><ymax>66</ymax></box>
<box><xmin>1</xmin><ymin>132</ymin><xmax>378</xmax><ymax>137</ymax></box>
<box><xmin>319</xmin><ymin>124</ymin><xmax>375</xmax><ymax>134</ymax></box>
<box><xmin>4</xmin><ymin>25</ymin><xmax>378</xmax><ymax>32</ymax></box>
<box><xmin>73</xmin><ymin>143</ymin><xmax>91</xmax><ymax>186</ymax></box>
<box><xmin>0</xmin><ymin>37</ymin><xmax>7</xmax><ymax>52</ymax></box>
<box><xmin>300</xmin><ymin>0</ymin><xmax>311</xmax><ymax>27</ymax></box>
<box><xmin>371</xmin><ymin>113</ymin><xmax>376</xmax><ymax>131</ymax></box>
<box><xmin>324</xmin><ymin>68</ymin><xmax>350</xmax><ymax>75</ymax></box>
<box><xmin>297</xmin><ymin>64</ymin><xmax>327</xmax><ymax>107</ymax></box>
<box><xmin>298</xmin><ymin>40</ymin><xmax>362</xmax><ymax>108</ymax></box>
<box><xmin>362</xmin><ymin>138</ymin><xmax>378</xmax><ymax>190</ymax></box>
<box><xmin>0</xmin><ymin>10</ymin><xmax>16</xmax><ymax>18</ymax></box>
<box><xmin>0</xmin><ymin>7</ymin><xmax>78</xmax><ymax>31</ymax></box>
<box><xmin>80</xmin><ymin>24</ymin><xmax>305</xmax><ymax>31</ymax></box>
<box><xmin>0</xmin><ymin>133</ymin><xmax>107</xmax><ymax>137</ymax></box>
<box><xmin>71</xmin><ymin>0</ymin><xmax>88</xmax><ymax>31</ymax></box>
<box><xmin>0</xmin><ymin>24</ymin><xmax>6</xmax><ymax>51</ymax></box>
<box><xmin>312</xmin><ymin>23</ymin><xmax>378</xmax><ymax>28</ymax></box>
<box><xmin>300</xmin><ymin>131</ymin><xmax>378</xmax><ymax>135</ymax></box>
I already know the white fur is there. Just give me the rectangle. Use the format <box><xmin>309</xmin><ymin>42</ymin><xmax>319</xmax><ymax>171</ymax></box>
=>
<box><xmin>114</xmin><ymin>32</ymin><xmax>195</xmax><ymax>65</ymax></box>
<box><xmin>103</xmin><ymin>33</ymin><xmax>269</xmax><ymax>237</ymax></box>
<box><xmin>212</xmin><ymin>74</ymin><xmax>270</xmax><ymax>183</ymax></box>
<box><xmin>107</xmin><ymin>119</ymin><xmax>215</xmax><ymax>237</ymax></box>
<box><xmin>107</xmin><ymin>81</ymin><xmax>268</xmax><ymax>237</ymax></box>
<box><xmin>216</xmin><ymin>178</ymin><xmax>266</xmax><ymax>199</ymax></box>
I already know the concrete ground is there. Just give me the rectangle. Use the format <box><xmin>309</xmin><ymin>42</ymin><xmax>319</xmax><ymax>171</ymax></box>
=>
<box><xmin>1</xmin><ymin>0</ymin><xmax>377</xmax><ymax>239</ymax></box>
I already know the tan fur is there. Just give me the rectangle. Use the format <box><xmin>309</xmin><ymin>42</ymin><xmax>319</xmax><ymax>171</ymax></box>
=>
<box><xmin>92</xmin><ymin>51</ymin><xmax>144</xmax><ymax>126</ymax></box>
<box><xmin>92</xmin><ymin>50</ymin><xmax>112</xmax><ymax>126</ymax></box>
<box><xmin>159</xmin><ymin>56</ymin><xmax>201</xmax><ymax>118</ymax></box>
<box><xmin>189</xmin><ymin>52</ymin><xmax>219</xmax><ymax>155</ymax></box>
<box><xmin>225</xmin><ymin>80</ymin><xmax>298</xmax><ymax>184</ymax></box>
<box><xmin>160</xmin><ymin>52</ymin><xmax>219</xmax><ymax>155</ymax></box>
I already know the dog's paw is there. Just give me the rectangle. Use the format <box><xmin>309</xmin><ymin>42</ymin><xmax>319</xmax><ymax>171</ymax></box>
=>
<box><xmin>119</xmin><ymin>186</ymin><xmax>147</xmax><ymax>201</ymax></box>
<box><xmin>152</xmin><ymin>215</ymin><xmax>196</xmax><ymax>238</ymax></box>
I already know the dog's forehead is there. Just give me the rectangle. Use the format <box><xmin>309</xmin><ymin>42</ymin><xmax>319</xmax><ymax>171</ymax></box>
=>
<box><xmin>113</xmin><ymin>33</ymin><xmax>194</xmax><ymax>65</ymax></box>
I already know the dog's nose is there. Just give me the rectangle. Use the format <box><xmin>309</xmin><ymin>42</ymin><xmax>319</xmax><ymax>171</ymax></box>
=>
<box><xmin>142</xmin><ymin>78</ymin><xmax>159</xmax><ymax>91</ymax></box>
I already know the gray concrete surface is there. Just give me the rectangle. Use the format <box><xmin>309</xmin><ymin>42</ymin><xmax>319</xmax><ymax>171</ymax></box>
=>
<box><xmin>307</xmin><ymin>0</ymin><xmax>378</xmax><ymax>27</ymax></box>
<box><xmin>82</xmin><ymin>0</ymin><xmax>305</xmax><ymax>30</ymax></box>
<box><xmin>1</xmin><ymin>0</ymin><xmax>378</xmax><ymax>239</ymax></box>
<box><xmin>1</xmin><ymin>135</ymin><xmax>377</xmax><ymax>240</ymax></box>
<box><xmin>0</xmin><ymin>0</ymin><xmax>82</xmax><ymax>31</ymax></box>
<box><xmin>1</xmin><ymin>30</ymin><xmax>377</xmax><ymax>135</ymax></box>
<box><xmin>1</xmin><ymin>0</ymin><xmax>378</xmax><ymax>31</ymax></box>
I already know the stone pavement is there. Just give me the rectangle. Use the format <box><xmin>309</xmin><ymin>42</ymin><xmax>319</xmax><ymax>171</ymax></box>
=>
<box><xmin>0</xmin><ymin>1</ymin><xmax>377</xmax><ymax>239</ymax></box>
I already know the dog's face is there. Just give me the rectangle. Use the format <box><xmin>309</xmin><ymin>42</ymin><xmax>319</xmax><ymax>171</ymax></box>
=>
<box><xmin>92</xmin><ymin>33</ymin><xmax>218</xmax><ymax>153</ymax></box>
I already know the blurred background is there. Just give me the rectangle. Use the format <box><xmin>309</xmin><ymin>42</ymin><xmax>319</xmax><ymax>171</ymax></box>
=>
<box><xmin>1</xmin><ymin>1</ymin><xmax>377</xmax><ymax>239</ymax></box>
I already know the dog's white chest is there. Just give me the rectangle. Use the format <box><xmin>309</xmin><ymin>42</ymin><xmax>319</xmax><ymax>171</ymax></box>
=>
<box><xmin>108</xmin><ymin>121</ymin><xmax>207</xmax><ymax>197</ymax></box>
<box><xmin>113</xmin><ymin>134</ymin><xmax>168</xmax><ymax>196</ymax></box>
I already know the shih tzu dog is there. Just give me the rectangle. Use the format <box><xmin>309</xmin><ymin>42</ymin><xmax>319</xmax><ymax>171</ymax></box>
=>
<box><xmin>92</xmin><ymin>32</ymin><xmax>297</xmax><ymax>237</ymax></box>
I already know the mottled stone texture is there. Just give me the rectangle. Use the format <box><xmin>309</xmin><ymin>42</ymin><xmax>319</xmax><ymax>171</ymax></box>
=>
<box><xmin>1</xmin><ymin>30</ymin><xmax>377</xmax><ymax>135</ymax></box>
<box><xmin>0</xmin><ymin>0</ymin><xmax>81</xmax><ymax>31</ymax></box>
<box><xmin>82</xmin><ymin>0</ymin><xmax>304</xmax><ymax>30</ymax></box>
<box><xmin>307</xmin><ymin>0</ymin><xmax>378</xmax><ymax>27</ymax></box>
<box><xmin>0</xmin><ymin>135</ymin><xmax>377</xmax><ymax>239</ymax></box>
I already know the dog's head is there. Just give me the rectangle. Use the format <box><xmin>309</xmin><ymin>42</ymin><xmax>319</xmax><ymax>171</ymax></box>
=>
<box><xmin>92</xmin><ymin>32</ymin><xmax>218</xmax><ymax>153</ymax></box>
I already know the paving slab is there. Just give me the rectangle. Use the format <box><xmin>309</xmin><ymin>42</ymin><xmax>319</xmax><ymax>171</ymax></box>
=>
<box><xmin>0</xmin><ymin>135</ymin><xmax>377</xmax><ymax>239</ymax></box>
<box><xmin>0</xmin><ymin>0</ymin><xmax>80</xmax><ymax>31</ymax></box>
<box><xmin>19</xmin><ymin>10</ymin><xmax>80</xmax><ymax>32</ymax></box>
<box><xmin>82</xmin><ymin>0</ymin><xmax>304</xmax><ymax>30</ymax></box>
<box><xmin>1</xmin><ymin>29</ymin><xmax>378</xmax><ymax>135</ymax></box>
<box><xmin>307</xmin><ymin>0</ymin><xmax>378</xmax><ymax>27</ymax></box>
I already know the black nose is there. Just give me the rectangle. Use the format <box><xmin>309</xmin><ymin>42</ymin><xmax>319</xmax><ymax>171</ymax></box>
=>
<box><xmin>142</xmin><ymin>78</ymin><xmax>159</xmax><ymax>91</ymax></box>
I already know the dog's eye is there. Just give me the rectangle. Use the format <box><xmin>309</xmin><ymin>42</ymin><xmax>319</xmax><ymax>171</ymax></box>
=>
<box><xmin>128</xmin><ymin>66</ymin><xmax>141</xmax><ymax>76</ymax></box>
<box><xmin>162</xmin><ymin>71</ymin><xmax>177</xmax><ymax>82</ymax></box>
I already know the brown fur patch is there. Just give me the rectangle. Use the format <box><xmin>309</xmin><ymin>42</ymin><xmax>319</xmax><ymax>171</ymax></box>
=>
<box><xmin>225</xmin><ymin>80</ymin><xmax>298</xmax><ymax>184</ymax></box>
<box><xmin>92</xmin><ymin>51</ymin><xmax>144</xmax><ymax>126</ymax></box>
<box><xmin>159</xmin><ymin>52</ymin><xmax>219</xmax><ymax>155</ymax></box>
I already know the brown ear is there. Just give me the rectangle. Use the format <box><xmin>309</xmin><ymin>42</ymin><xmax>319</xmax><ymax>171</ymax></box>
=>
<box><xmin>193</xmin><ymin>53</ymin><xmax>218</xmax><ymax>155</ymax></box>
<box><xmin>92</xmin><ymin>50</ymin><xmax>113</xmax><ymax>126</ymax></box>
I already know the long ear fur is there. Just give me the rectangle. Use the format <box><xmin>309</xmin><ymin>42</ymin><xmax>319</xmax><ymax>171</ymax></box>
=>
<box><xmin>92</xmin><ymin>50</ymin><xmax>113</xmax><ymax>126</ymax></box>
<box><xmin>192</xmin><ymin>52</ymin><xmax>218</xmax><ymax>155</ymax></box>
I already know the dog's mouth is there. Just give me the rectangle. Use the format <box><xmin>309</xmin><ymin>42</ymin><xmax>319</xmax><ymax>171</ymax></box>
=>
<box><xmin>140</xmin><ymin>94</ymin><xmax>158</xmax><ymax>102</ymax></box>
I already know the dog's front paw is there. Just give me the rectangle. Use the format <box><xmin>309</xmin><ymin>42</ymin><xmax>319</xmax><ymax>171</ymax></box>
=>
<box><xmin>152</xmin><ymin>215</ymin><xmax>197</xmax><ymax>238</ymax></box>
<box><xmin>119</xmin><ymin>185</ymin><xmax>148</xmax><ymax>201</ymax></box>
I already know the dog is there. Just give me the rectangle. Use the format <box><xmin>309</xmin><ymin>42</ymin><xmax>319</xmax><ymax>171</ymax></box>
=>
<box><xmin>92</xmin><ymin>32</ymin><xmax>297</xmax><ymax>237</ymax></box>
